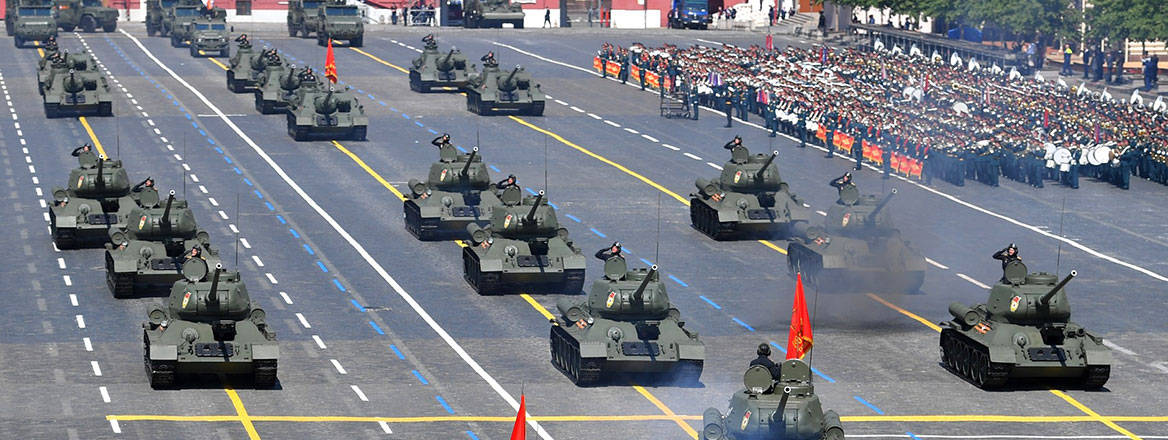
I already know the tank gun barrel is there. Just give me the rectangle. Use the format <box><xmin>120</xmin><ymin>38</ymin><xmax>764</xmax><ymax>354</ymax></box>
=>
<box><xmin>755</xmin><ymin>151</ymin><xmax>778</xmax><ymax>181</ymax></box>
<box><xmin>162</xmin><ymin>190</ymin><xmax>176</xmax><ymax>230</ymax></box>
<box><xmin>525</xmin><ymin>190</ymin><xmax>544</xmax><ymax>223</ymax></box>
<box><xmin>443</xmin><ymin>49</ymin><xmax>455</xmax><ymax>66</ymax></box>
<box><xmin>460</xmin><ymin>147</ymin><xmax>478</xmax><ymax>177</ymax></box>
<box><xmin>208</xmin><ymin>264</ymin><xmax>223</xmax><ymax>304</ymax></box>
<box><xmin>1041</xmin><ymin>270</ymin><xmax>1076</xmax><ymax>305</ymax></box>
<box><xmin>866</xmin><ymin>188</ymin><xmax>897</xmax><ymax>224</ymax></box>
<box><xmin>633</xmin><ymin>265</ymin><xmax>658</xmax><ymax>304</ymax></box>
<box><xmin>771</xmin><ymin>386</ymin><xmax>792</xmax><ymax>425</ymax></box>
<box><xmin>502</xmin><ymin>67</ymin><xmax>519</xmax><ymax>86</ymax></box>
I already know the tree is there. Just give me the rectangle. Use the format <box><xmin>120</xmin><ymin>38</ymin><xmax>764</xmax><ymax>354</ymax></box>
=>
<box><xmin>1087</xmin><ymin>0</ymin><xmax>1168</xmax><ymax>47</ymax></box>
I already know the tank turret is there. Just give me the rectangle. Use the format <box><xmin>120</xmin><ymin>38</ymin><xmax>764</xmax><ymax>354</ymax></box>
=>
<box><xmin>579</xmin><ymin>260</ymin><xmax>670</xmax><ymax>319</ymax></box>
<box><xmin>824</xmin><ymin>188</ymin><xmax>897</xmax><ymax>235</ymax></box>
<box><xmin>123</xmin><ymin>189</ymin><xmax>199</xmax><ymax>242</ymax></box>
<box><xmin>701</xmin><ymin>359</ymin><xmax>845</xmax><ymax>440</ymax></box>
<box><xmin>409</xmin><ymin>41</ymin><xmax>472</xmax><ymax>92</ymax></box>
<box><xmin>67</xmin><ymin>154</ymin><xmax>132</xmax><ymax>198</ymax></box>
<box><xmin>497</xmin><ymin>66</ymin><xmax>520</xmax><ymax>92</ymax></box>
<box><xmin>437</xmin><ymin>49</ymin><xmax>457</xmax><ymax>72</ymax></box>
<box><xmin>464</xmin><ymin>61</ymin><xmax>545</xmax><ymax>115</ymax></box>
<box><xmin>691</xmin><ymin>145</ymin><xmax>809</xmax><ymax>240</ymax></box>
<box><xmin>403</xmin><ymin>146</ymin><xmax>500</xmax><ymax>240</ymax></box>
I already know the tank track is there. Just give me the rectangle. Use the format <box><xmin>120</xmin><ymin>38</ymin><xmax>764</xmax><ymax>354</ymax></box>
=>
<box><xmin>105</xmin><ymin>253</ymin><xmax>134</xmax><ymax>298</ymax></box>
<box><xmin>689</xmin><ymin>199</ymin><xmax>731</xmax><ymax>240</ymax></box>
<box><xmin>550</xmin><ymin>325</ymin><xmax>602</xmax><ymax>386</ymax></box>
<box><xmin>462</xmin><ymin>247</ymin><xmax>501</xmax><ymax>295</ymax></box>
<box><xmin>402</xmin><ymin>200</ymin><xmax>430</xmax><ymax>240</ymax></box>
<box><xmin>674</xmin><ymin>359</ymin><xmax>704</xmax><ymax>384</ymax></box>
<box><xmin>940</xmin><ymin>329</ymin><xmax>1010</xmax><ymax>389</ymax></box>
<box><xmin>253</xmin><ymin>359</ymin><xmax>278</xmax><ymax>388</ymax></box>
<box><xmin>1083</xmin><ymin>365</ymin><xmax>1110</xmax><ymax>390</ymax></box>
<box><xmin>823</xmin><ymin>426</ymin><xmax>845</xmax><ymax>440</ymax></box>
<box><xmin>144</xmin><ymin>333</ymin><xmax>177</xmax><ymax>389</ymax></box>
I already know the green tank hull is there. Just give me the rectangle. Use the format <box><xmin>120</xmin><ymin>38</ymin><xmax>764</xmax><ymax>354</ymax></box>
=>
<box><xmin>702</xmin><ymin>360</ymin><xmax>845</xmax><ymax>440</ymax></box>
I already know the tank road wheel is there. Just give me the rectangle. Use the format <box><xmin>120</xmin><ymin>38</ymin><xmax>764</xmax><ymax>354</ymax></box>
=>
<box><xmin>300</xmin><ymin>23</ymin><xmax>310</xmax><ymax>38</ymax></box>
<box><xmin>254</xmin><ymin>94</ymin><xmax>273</xmax><ymax>114</ymax></box>
<box><xmin>144</xmin><ymin>333</ymin><xmax>176</xmax><ymax>389</ymax></box>
<box><xmin>823</xmin><ymin>427</ymin><xmax>845</xmax><ymax>440</ymax></box>
<box><xmin>102</xmin><ymin>21</ymin><xmax>117</xmax><ymax>32</ymax></box>
<box><xmin>81</xmin><ymin>15</ymin><xmax>98</xmax><ymax>33</ymax></box>
<box><xmin>971</xmin><ymin>351</ymin><xmax>988</xmax><ymax>388</ymax></box>
<box><xmin>1083</xmin><ymin>366</ymin><xmax>1110</xmax><ymax>390</ymax></box>
<box><xmin>227</xmin><ymin>71</ymin><xmax>236</xmax><ymax>91</ymax></box>
<box><xmin>562</xmin><ymin>269</ymin><xmax>585</xmax><ymax>294</ymax></box>
<box><xmin>253</xmin><ymin>359</ymin><xmax>278</xmax><ymax>388</ymax></box>
<box><xmin>477</xmin><ymin>100</ymin><xmax>492</xmax><ymax>116</ymax></box>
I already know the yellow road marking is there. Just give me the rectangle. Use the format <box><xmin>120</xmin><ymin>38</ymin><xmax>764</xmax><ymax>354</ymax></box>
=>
<box><xmin>632</xmin><ymin>385</ymin><xmax>699</xmax><ymax>439</ymax></box>
<box><xmin>79</xmin><ymin>116</ymin><xmax>109</xmax><ymax>159</ymax></box>
<box><xmin>331</xmin><ymin>140</ymin><xmax>406</xmax><ymax>201</ymax></box>
<box><xmin>521</xmin><ymin>294</ymin><xmax>555</xmax><ymax>321</ymax></box>
<box><xmin>208</xmin><ymin>56</ymin><xmax>229</xmax><ymax>71</ymax></box>
<box><xmin>866</xmin><ymin>293</ymin><xmax>942</xmax><ymax>332</ymax></box>
<box><xmin>1051</xmin><ymin>390</ymin><xmax>1143</xmax><ymax>439</ymax></box>
<box><xmin>225</xmin><ymin>388</ymin><xmax>262</xmax><ymax>440</ymax></box>
<box><xmin>349</xmin><ymin>47</ymin><xmax>409</xmax><ymax>73</ymax></box>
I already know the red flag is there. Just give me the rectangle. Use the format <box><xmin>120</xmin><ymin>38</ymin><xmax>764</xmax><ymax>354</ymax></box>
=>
<box><xmin>324</xmin><ymin>39</ymin><xmax>338</xmax><ymax>84</ymax></box>
<box><xmin>786</xmin><ymin>273</ymin><xmax>813</xmax><ymax>360</ymax></box>
<box><xmin>765</xmin><ymin>33</ymin><xmax>774</xmax><ymax>51</ymax></box>
<box><xmin>510</xmin><ymin>394</ymin><xmax>526</xmax><ymax>440</ymax></box>
<box><xmin>1043</xmin><ymin>108</ymin><xmax>1049</xmax><ymax>128</ymax></box>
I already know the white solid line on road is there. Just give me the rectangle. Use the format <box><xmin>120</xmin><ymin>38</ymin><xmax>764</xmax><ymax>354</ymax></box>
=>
<box><xmin>83</xmin><ymin>337</ymin><xmax>93</xmax><ymax>352</ymax></box>
<box><xmin>492</xmin><ymin>42</ymin><xmax>594</xmax><ymax>74</ymax></box>
<box><xmin>312</xmin><ymin>335</ymin><xmax>326</xmax><ymax>349</ymax></box>
<box><xmin>295</xmin><ymin>313</ymin><xmax>311</xmax><ymax>328</ymax></box>
<box><xmin>683</xmin><ymin>152</ymin><xmax>702</xmax><ymax>161</ymax></box>
<box><xmin>706</xmin><ymin>162</ymin><xmax>723</xmax><ymax>170</ymax></box>
<box><xmin>91</xmin><ymin>361</ymin><xmax>102</xmax><ymax>376</ymax></box>
<box><xmin>1103</xmin><ymin>340</ymin><xmax>1137</xmax><ymax>356</ymax></box>
<box><xmin>251</xmin><ymin>255</ymin><xmax>264</xmax><ymax>267</ymax></box>
<box><xmin>956</xmin><ymin>273</ymin><xmax>991</xmax><ymax>289</ymax></box>
<box><xmin>125</xmin><ymin>29</ymin><xmax>553</xmax><ymax>439</ymax></box>
<box><xmin>278</xmin><ymin>291</ymin><xmax>293</xmax><ymax>305</ymax></box>
<box><xmin>641</xmin><ymin>134</ymin><xmax>659</xmax><ymax>142</ymax></box>
<box><xmin>75</xmin><ymin>315</ymin><xmax>85</xmax><ymax>329</ymax></box>
<box><xmin>265</xmin><ymin>273</ymin><xmax>279</xmax><ymax>284</ymax></box>
<box><xmin>925</xmin><ymin>257</ymin><xmax>950</xmax><ymax>270</ymax></box>
<box><xmin>378</xmin><ymin>421</ymin><xmax>392</xmax><ymax>434</ymax></box>
<box><xmin>331</xmin><ymin>359</ymin><xmax>347</xmax><ymax>374</ymax></box>
<box><xmin>603</xmin><ymin>120</ymin><xmax>620</xmax><ymax>127</ymax></box>
<box><xmin>69</xmin><ymin>294</ymin><xmax>78</xmax><ymax>306</ymax></box>
<box><xmin>99</xmin><ymin>386</ymin><xmax>111</xmax><ymax>403</ymax></box>
<box><xmin>351</xmin><ymin>385</ymin><xmax>369</xmax><ymax>401</ymax></box>
<box><xmin>661</xmin><ymin>143</ymin><xmax>680</xmax><ymax>151</ymax></box>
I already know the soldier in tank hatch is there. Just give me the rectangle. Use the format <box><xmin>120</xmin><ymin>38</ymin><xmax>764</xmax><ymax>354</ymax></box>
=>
<box><xmin>594</xmin><ymin>242</ymin><xmax>622</xmax><ymax>261</ymax></box>
<box><xmin>749</xmin><ymin>343</ymin><xmax>782</xmax><ymax>379</ymax></box>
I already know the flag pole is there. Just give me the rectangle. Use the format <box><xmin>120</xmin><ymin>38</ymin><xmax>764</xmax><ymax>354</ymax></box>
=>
<box><xmin>807</xmin><ymin>276</ymin><xmax>820</xmax><ymax>381</ymax></box>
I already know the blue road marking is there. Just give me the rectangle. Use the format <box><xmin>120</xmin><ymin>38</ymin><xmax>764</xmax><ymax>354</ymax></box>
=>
<box><xmin>414</xmin><ymin>121</ymin><xmax>424</xmax><ymax>127</ymax></box>
<box><xmin>215</xmin><ymin>147</ymin><xmax>224</xmax><ymax>154</ymax></box>
<box><xmin>207</xmin><ymin>138</ymin><xmax>216</xmax><ymax>145</ymax></box>
<box><xmin>668</xmin><ymin>274</ymin><xmax>688</xmax><ymax>287</ymax></box>
<box><xmin>276</xmin><ymin>215</ymin><xmax>287</xmax><ymax>224</ymax></box>
<box><xmin>732</xmin><ymin>317</ymin><xmax>755</xmax><ymax>332</ymax></box>
<box><xmin>264</xmin><ymin>202</ymin><xmax>275</xmax><ymax>211</ymax></box>
<box><xmin>303</xmin><ymin>244</ymin><xmax>314</xmax><ymax>255</ymax></box>
<box><xmin>233</xmin><ymin>167</ymin><xmax>241</xmax><ymax>174</ymax></box>
<box><xmin>243</xmin><ymin>178</ymin><xmax>253</xmax><ymax>186</ymax></box>
<box><xmin>436</xmin><ymin>396</ymin><xmax>454</xmax><ymax>414</ymax></box>
<box><xmin>357</xmin><ymin>89</ymin><xmax>365</xmax><ymax>94</ymax></box>
<box><xmin>589</xmin><ymin>228</ymin><xmax>606</xmax><ymax>238</ymax></box>
<box><xmin>332</xmin><ymin>279</ymin><xmax>346</xmax><ymax>292</ymax></box>
<box><xmin>378</xmin><ymin>101</ymin><xmax>387</xmax><ymax>106</ymax></box>
<box><xmin>198</xmin><ymin>130</ymin><xmax>206</xmax><ymax>136</ymax></box>
<box><xmin>349</xmin><ymin>299</ymin><xmax>365</xmax><ymax>312</ymax></box>
<box><xmin>316</xmin><ymin>261</ymin><xmax>328</xmax><ymax>273</ymax></box>
<box><xmin>639</xmin><ymin>258</ymin><xmax>653</xmax><ymax>266</ymax></box>
<box><xmin>768</xmin><ymin>342</ymin><xmax>837</xmax><ymax>383</ymax></box>
<box><xmin>854</xmin><ymin>396</ymin><xmax>884</xmax><ymax>415</ymax></box>
<box><xmin>390</xmin><ymin>107</ymin><xmax>399</xmax><ymax>113</ymax></box>
<box><xmin>289</xmin><ymin>229</ymin><xmax>300</xmax><ymax>238</ymax></box>
<box><xmin>253</xmin><ymin>190</ymin><xmax>263</xmax><ymax>199</ymax></box>
<box><xmin>427</xmin><ymin>128</ymin><xmax>437</xmax><ymax>134</ymax></box>
<box><xmin>185</xmin><ymin>113</ymin><xmax>192</xmax><ymax>120</ymax></box>
<box><xmin>565</xmin><ymin>214</ymin><xmax>581</xmax><ymax>223</ymax></box>
<box><xmin>456</xmin><ymin>146</ymin><xmax>467</xmax><ymax>153</ymax></box>
<box><xmin>524</xmin><ymin>187</ymin><xmax>537</xmax><ymax>195</ymax></box>
<box><xmin>367</xmin><ymin>93</ymin><xmax>375</xmax><ymax>99</ymax></box>
<box><xmin>699</xmin><ymin>295</ymin><xmax>722</xmax><ymax>309</ymax></box>
<box><xmin>488</xmin><ymin>165</ymin><xmax>500</xmax><ymax>172</ymax></box>
<box><xmin>402</xmin><ymin>114</ymin><xmax>410</xmax><ymax>119</ymax></box>
<box><xmin>906</xmin><ymin>433</ymin><xmax>923</xmax><ymax>440</ymax></box>
<box><xmin>369</xmin><ymin>321</ymin><xmax>384</xmax><ymax>335</ymax></box>
<box><xmin>548</xmin><ymin>202</ymin><xmax>558</xmax><ymax>210</ymax></box>
<box><xmin>466</xmin><ymin>432</ymin><xmax>480</xmax><ymax>440</ymax></box>
<box><xmin>224</xmin><ymin>157</ymin><xmax>232</xmax><ymax>164</ymax></box>
<box><xmin>411</xmin><ymin>370</ymin><xmax>429</xmax><ymax>384</ymax></box>
<box><xmin>192</xmin><ymin>122</ymin><xmax>198</xmax><ymax>128</ymax></box>
<box><xmin>390</xmin><ymin>345</ymin><xmax>405</xmax><ymax>360</ymax></box>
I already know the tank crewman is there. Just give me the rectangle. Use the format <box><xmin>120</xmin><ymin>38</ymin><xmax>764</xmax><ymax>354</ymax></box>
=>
<box><xmin>991</xmin><ymin>244</ymin><xmax>1021</xmax><ymax>269</ymax></box>
<box><xmin>495</xmin><ymin>174</ymin><xmax>518</xmax><ymax>189</ymax></box>
<box><xmin>481</xmin><ymin>51</ymin><xmax>497</xmax><ymax>66</ymax></box>
<box><xmin>829</xmin><ymin>172</ymin><xmax>853</xmax><ymax>191</ymax></box>
<box><xmin>184</xmin><ymin>246</ymin><xmax>206</xmax><ymax>261</ymax></box>
<box><xmin>132</xmin><ymin>177</ymin><xmax>155</xmax><ymax>193</ymax></box>
<box><xmin>300</xmin><ymin>67</ymin><xmax>318</xmax><ymax>83</ymax></box>
<box><xmin>749</xmin><ymin>343</ymin><xmax>782</xmax><ymax>379</ymax></box>
<box><xmin>71</xmin><ymin>143</ymin><xmax>93</xmax><ymax>157</ymax></box>
<box><xmin>234</xmin><ymin>33</ymin><xmax>250</xmax><ymax>47</ymax></box>
<box><xmin>44</xmin><ymin>35</ymin><xmax>58</xmax><ymax>53</ymax></box>
<box><xmin>431</xmin><ymin>133</ymin><xmax>451</xmax><ymax>149</ymax></box>
<box><xmin>723</xmin><ymin>135</ymin><xmax>743</xmax><ymax>150</ymax></box>
<box><xmin>594</xmin><ymin>241</ymin><xmax>622</xmax><ymax>261</ymax></box>
<box><xmin>422</xmin><ymin>33</ymin><xmax>435</xmax><ymax>46</ymax></box>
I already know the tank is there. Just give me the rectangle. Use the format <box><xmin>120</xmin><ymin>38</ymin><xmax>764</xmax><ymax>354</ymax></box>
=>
<box><xmin>143</xmin><ymin>260</ymin><xmax>278</xmax><ymax>388</ymax></box>
<box><xmin>227</xmin><ymin>42</ymin><xmax>278</xmax><ymax>93</ymax></box>
<box><xmin>38</xmin><ymin>49</ymin><xmax>94</xmax><ymax>96</ymax></box>
<box><xmin>786</xmin><ymin>186</ymin><xmax>926</xmax><ymax>293</ymax></box>
<box><xmin>403</xmin><ymin>145</ymin><xmax>502</xmax><ymax>240</ymax></box>
<box><xmin>48</xmin><ymin>150</ymin><xmax>137</xmax><ymax>249</ymax></box>
<box><xmin>462</xmin><ymin>187</ymin><xmax>585</xmax><ymax>295</ymax></box>
<box><xmin>550</xmin><ymin>256</ymin><xmax>704</xmax><ymax>385</ymax></box>
<box><xmin>314</xmin><ymin>3</ymin><xmax>363</xmax><ymax>47</ymax></box>
<box><xmin>463</xmin><ymin>0</ymin><xmax>524</xmax><ymax>28</ymax></box>
<box><xmin>12</xmin><ymin>5</ymin><xmax>57</xmax><ymax>48</ymax></box>
<box><xmin>702</xmin><ymin>360</ymin><xmax>845</xmax><ymax>440</ymax></box>
<box><xmin>940</xmin><ymin>262</ymin><xmax>1111</xmax><ymax>389</ymax></box>
<box><xmin>285</xmin><ymin>85</ymin><xmax>368</xmax><ymax>141</ymax></box>
<box><xmin>104</xmin><ymin>189</ymin><xmax>218</xmax><ymax>298</ymax></box>
<box><xmin>409</xmin><ymin>39</ymin><xmax>472</xmax><ymax>92</ymax></box>
<box><xmin>690</xmin><ymin>146</ymin><xmax>810</xmax><ymax>240</ymax></box>
<box><xmin>465</xmin><ymin>61</ymin><xmax>545</xmax><ymax>116</ymax></box>
<box><xmin>42</xmin><ymin>51</ymin><xmax>113</xmax><ymax>117</ymax></box>
<box><xmin>253</xmin><ymin>63</ymin><xmax>299</xmax><ymax>114</ymax></box>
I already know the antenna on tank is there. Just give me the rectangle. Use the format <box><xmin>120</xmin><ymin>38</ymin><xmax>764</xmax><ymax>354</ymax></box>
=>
<box><xmin>116</xmin><ymin>118</ymin><xmax>121</xmax><ymax>159</ymax></box>
<box><xmin>655</xmin><ymin>192</ymin><xmax>661</xmax><ymax>265</ymax></box>
<box><xmin>1055</xmin><ymin>195</ymin><xmax>1065</xmax><ymax>277</ymax></box>
<box><xmin>808</xmin><ymin>278</ymin><xmax>821</xmax><ymax>382</ymax></box>
<box><xmin>544</xmin><ymin>133</ymin><xmax>548</xmax><ymax>193</ymax></box>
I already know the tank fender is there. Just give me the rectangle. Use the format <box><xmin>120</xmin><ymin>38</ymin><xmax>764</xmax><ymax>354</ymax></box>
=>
<box><xmin>479</xmin><ymin>257</ymin><xmax>503</xmax><ymax>272</ymax></box>
<box><xmin>678</xmin><ymin>343</ymin><xmax>705</xmax><ymax>360</ymax></box>
<box><xmin>822</xmin><ymin>409</ymin><xmax>843</xmax><ymax>433</ymax></box>
<box><xmin>562</xmin><ymin>253</ymin><xmax>586</xmax><ymax>271</ymax></box>
<box><xmin>579</xmin><ymin>340</ymin><xmax>606</xmax><ymax>358</ymax></box>
<box><xmin>1083</xmin><ymin>337</ymin><xmax>1112</xmax><ymax>365</ymax></box>
<box><xmin>149</xmin><ymin>344</ymin><xmax>179</xmax><ymax>361</ymax></box>
<box><xmin>717</xmin><ymin>209</ymin><xmax>738</xmax><ymax>223</ymax></box>
<box><xmin>417</xmin><ymin>203</ymin><xmax>444</xmax><ymax>218</ymax></box>
<box><xmin>109</xmin><ymin>250</ymin><xmax>137</xmax><ymax>273</ymax></box>
<box><xmin>54</xmin><ymin>211</ymin><xmax>77</xmax><ymax>228</ymax></box>
<box><xmin>988</xmin><ymin>345</ymin><xmax>1017</xmax><ymax>364</ymax></box>
<box><xmin>252</xmin><ymin>344</ymin><xmax>279</xmax><ymax>360</ymax></box>
<box><xmin>820</xmin><ymin>254</ymin><xmax>844</xmax><ymax>268</ymax></box>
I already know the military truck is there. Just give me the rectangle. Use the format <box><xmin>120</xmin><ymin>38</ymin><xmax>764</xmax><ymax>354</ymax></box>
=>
<box><xmin>285</xmin><ymin>0</ymin><xmax>326</xmax><ymax>38</ymax></box>
<box><xmin>253</xmin><ymin>64</ymin><xmax>303</xmax><ymax>114</ymax></box>
<box><xmin>42</xmin><ymin>61</ymin><xmax>114</xmax><ymax>117</ymax></box>
<box><xmin>409</xmin><ymin>38</ymin><xmax>472</xmax><ymax>92</ymax></box>
<box><xmin>702</xmin><ymin>360</ymin><xmax>845</xmax><ymax>440</ymax></box>
<box><xmin>404</xmin><ymin>145</ymin><xmax>502</xmax><ymax>240</ymax></box>
<box><xmin>184</xmin><ymin>18</ymin><xmax>230</xmax><ymax>56</ymax></box>
<box><xmin>145</xmin><ymin>0</ymin><xmax>193</xmax><ymax>36</ymax></box>
<box><xmin>285</xmin><ymin>84</ymin><xmax>367</xmax><ymax>141</ymax></box>
<box><xmin>463</xmin><ymin>0</ymin><xmax>523</xmax><ymax>28</ymax></box>
<box><xmin>691</xmin><ymin>145</ymin><xmax>810</xmax><ymax>240</ymax></box>
<box><xmin>49</xmin><ymin>149</ymin><xmax>136</xmax><ymax>249</ymax></box>
<box><xmin>104</xmin><ymin>189</ymin><xmax>215</xmax><ymax>297</ymax></box>
<box><xmin>465</xmin><ymin>61</ymin><xmax>544</xmax><ymax>116</ymax></box>
<box><xmin>5</xmin><ymin>0</ymin><xmax>52</xmax><ymax>36</ymax></box>
<box><xmin>55</xmin><ymin>0</ymin><xmax>118</xmax><ymax>33</ymax></box>
<box><xmin>162</xmin><ymin>4</ymin><xmax>213</xmax><ymax>40</ymax></box>
<box><xmin>143</xmin><ymin>260</ymin><xmax>278</xmax><ymax>388</ymax></box>
<box><xmin>462</xmin><ymin>187</ymin><xmax>585</xmax><ymax>295</ymax></box>
<box><xmin>228</xmin><ymin>44</ymin><xmax>282</xmax><ymax>93</ymax></box>
<box><xmin>941</xmin><ymin>261</ymin><xmax>1110</xmax><ymax>389</ymax></box>
<box><xmin>12</xmin><ymin>5</ymin><xmax>57</xmax><ymax>48</ymax></box>
<box><xmin>313</xmin><ymin>1</ymin><xmax>363</xmax><ymax>47</ymax></box>
<box><xmin>550</xmin><ymin>256</ymin><xmax>704</xmax><ymax>385</ymax></box>
<box><xmin>786</xmin><ymin>186</ymin><xmax>926</xmax><ymax>293</ymax></box>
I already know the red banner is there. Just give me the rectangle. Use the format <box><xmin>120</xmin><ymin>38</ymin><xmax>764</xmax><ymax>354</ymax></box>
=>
<box><xmin>816</xmin><ymin>127</ymin><xmax>827</xmax><ymax>142</ymax></box>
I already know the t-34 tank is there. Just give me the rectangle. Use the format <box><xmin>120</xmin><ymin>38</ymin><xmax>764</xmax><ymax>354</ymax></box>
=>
<box><xmin>253</xmin><ymin>63</ymin><xmax>300</xmax><ymax>114</ymax></box>
<box><xmin>49</xmin><ymin>150</ymin><xmax>135</xmax><ymax>249</ymax></box>
<box><xmin>285</xmin><ymin>85</ymin><xmax>368</xmax><ymax>141</ymax></box>
<box><xmin>462</xmin><ymin>187</ymin><xmax>585</xmax><ymax>295</ymax></box>
<box><xmin>409</xmin><ymin>37</ymin><xmax>471</xmax><ymax>92</ymax></box>
<box><xmin>550</xmin><ymin>256</ymin><xmax>704</xmax><ymax>385</ymax></box>
<box><xmin>786</xmin><ymin>186</ymin><xmax>925</xmax><ymax>293</ymax></box>
<box><xmin>104</xmin><ymin>189</ymin><xmax>217</xmax><ymax>298</ymax></box>
<box><xmin>143</xmin><ymin>260</ymin><xmax>278</xmax><ymax>388</ymax></box>
<box><xmin>403</xmin><ymin>145</ymin><xmax>501</xmax><ymax>240</ymax></box>
<box><xmin>702</xmin><ymin>360</ymin><xmax>845</xmax><ymax>440</ymax></box>
<box><xmin>42</xmin><ymin>62</ymin><xmax>112</xmax><ymax>117</ymax></box>
<box><xmin>465</xmin><ymin>60</ymin><xmax>545</xmax><ymax>116</ymax></box>
<box><xmin>941</xmin><ymin>262</ymin><xmax>1110</xmax><ymax>389</ymax></box>
<box><xmin>691</xmin><ymin>146</ymin><xmax>809</xmax><ymax>240</ymax></box>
